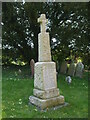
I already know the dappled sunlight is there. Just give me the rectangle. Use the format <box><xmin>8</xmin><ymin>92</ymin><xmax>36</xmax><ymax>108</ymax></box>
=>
<box><xmin>77</xmin><ymin>57</ymin><xmax>82</xmax><ymax>63</ymax></box>
<box><xmin>18</xmin><ymin>99</ymin><xmax>22</xmax><ymax>105</ymax></box>
<box><xmin>11</xmin><ymin>61</ymin><xmax>26</xmax><ymax>66</ymax></box>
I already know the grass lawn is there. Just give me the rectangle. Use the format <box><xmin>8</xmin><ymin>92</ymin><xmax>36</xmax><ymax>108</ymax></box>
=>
<box><xmin>2</xmin><ymin>65</ymin><xmax>88</xmax><ymax>118</ymax></box>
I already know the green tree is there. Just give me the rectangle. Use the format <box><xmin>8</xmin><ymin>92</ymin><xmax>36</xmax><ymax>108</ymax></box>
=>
<box><xmin>2</xmin><ymin>2</ymin><xmax>44</xmax><ymax>64</ymax></box>
<box><xmin>2</xmin><ymin>2</ymin><xmax>89</xmax><ymax>66</ymax></box>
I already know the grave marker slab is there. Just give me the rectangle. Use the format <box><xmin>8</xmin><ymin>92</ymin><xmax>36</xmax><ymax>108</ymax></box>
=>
<box><xmin>75</xmin><ymin>62</ymin><xmax>84</xmax><ymax>78</ymax></box>
<box><xmin>67</xmin><ymin>62</ymin><xmax>76</xmax><ymax>76</ymax></box>
<box><xmin>30</xmin><ymin>59</ymin><xmax>35</xmax><ymax>78</ymax></box>
<box><xmin>60</xmin><ymin>61</ymin><xmax>67</xmax><ymax>74</ymax></box>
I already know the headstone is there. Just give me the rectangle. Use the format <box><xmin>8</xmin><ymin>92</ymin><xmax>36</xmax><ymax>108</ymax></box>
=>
<box><xmin>30</xmin><ymin>59</ymin><xmax>35</xmax><ymax>78</ymax></box>
<box><xmin>75</xmin><ymin>62</ymin><xmax>84</xmax><ymax>78</ymax></box>
<box><xmin>60</xmin><ymin>61</ymin><xmax>67</xmax><ymax>74</ymax></box>
<box><xmin>29</xmin><ymin>14</ymin><xmax>65</xmax><ymax>110</ymax></box>
<box><xmin>67</xmin><ymin>62</ymin><xmax>76</xmax><ymax>76</ymax></box>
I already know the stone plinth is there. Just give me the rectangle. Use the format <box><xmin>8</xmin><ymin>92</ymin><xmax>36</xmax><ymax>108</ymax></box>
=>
<box><xmin>29</xmin><ymin>95</ymin><xmax>64</xmax><ymax>110</ymax></box>
<box><xmin>33</xmin><ymin>88</ymin><xmax>60</xmax><ymax>99</ymax></box>
<box><xmin>29</xmin><ymin>61</ymin><xmax>65</xmax><ymax>109</ymax></box>
<box><xmin>34</xmin><ymin>62</ymin><xmax>57</xmax><ymax>90</ymax></box>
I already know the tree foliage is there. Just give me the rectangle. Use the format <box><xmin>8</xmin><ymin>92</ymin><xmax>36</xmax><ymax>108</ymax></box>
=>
<box><xmin>2</xmin><ymin>2</ymin><xmax>89</xmax><ymax>65</ymax></box>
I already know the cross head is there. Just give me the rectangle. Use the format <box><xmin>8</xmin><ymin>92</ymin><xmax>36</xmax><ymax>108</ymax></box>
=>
<box><xmin>38</xmin><ymin>14</ymin><xmax>48</xmax><ymax>33</ymax></box>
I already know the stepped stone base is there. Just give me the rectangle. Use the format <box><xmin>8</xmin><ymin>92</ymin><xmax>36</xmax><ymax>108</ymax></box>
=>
<box><xmin>33</xmin><ymin>88</ymin><xmax>60</xmax><ymax>99</ymax></box>
<box><xmin>29</xmin><ymin>95</ymin><xmax>65</xmax><ymax>110</ymax></box>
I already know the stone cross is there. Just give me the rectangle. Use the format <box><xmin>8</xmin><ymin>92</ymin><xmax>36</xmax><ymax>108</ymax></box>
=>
<box><xmin>38</xmin><ymin>14</ymin><xmax>48</xmax><ymax>33</ymax></box>
<box><xmin>38</xmin><ymin>14</ymin><xmax>51</xmax><ymax>62</ymax></box>
<box><xmin>29</xmin><ymin>14</ymin><xmax>65</xmax><ymax>110</ymax></box>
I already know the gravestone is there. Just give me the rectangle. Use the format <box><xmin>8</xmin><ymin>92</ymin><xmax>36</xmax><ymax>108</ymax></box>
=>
<box><xmin>60</xmin><ymin>61</ymin><xmax>67</xmax><ymax>74</ymax></box>
<box><xmin>30</xmin><ymin>59</ymin><xmax>35</xmax><ymax>78</ymax></box>
<box><xmin>29</xmin><ymin>14</ymin><xmax>65</xmax><ymax>110</ymax></box>
<box><xmin>75</xmin><ymin>62</ymin><xmax>84</xmax><ymax>78</ymax></box>
<box><xmin>67</xmin><ymin>62</ymin><xmax>76</xmax><ymax>76</ymax></box>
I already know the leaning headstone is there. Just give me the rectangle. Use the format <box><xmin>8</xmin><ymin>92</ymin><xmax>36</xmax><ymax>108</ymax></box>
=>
<box><xmin>67</xmin><ymin>62</ymin><xmax>76</xmax><ymax>76</ymax></box>
<box><xmin>60</xmin><ymin>61</ymin><xmax>67</xmax><ymax>74</ymax></box>
<box><xmin>29</xmin><ymin>14</ymin><xmax>65</xmax><ymax>110</ymax></box>
<box><xmin>30</xmin><ymin>59</ymin><xmax>35</xmax><ymax>78</ymax></box>
<box><xmin>75</xmin><ymin>62</ymin><xmax>84</xmax><ymax>78</ymax></box>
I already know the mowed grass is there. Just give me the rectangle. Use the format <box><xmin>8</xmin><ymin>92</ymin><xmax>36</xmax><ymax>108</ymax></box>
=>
<box><xmin>2</xmin><ymin>65</ymin><xmax>88</xmax><ymax>118</ymax></box>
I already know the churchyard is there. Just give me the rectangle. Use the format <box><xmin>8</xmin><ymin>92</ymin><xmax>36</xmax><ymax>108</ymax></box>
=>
<box><xmin>2</xmin><ymin>65</ymin><xmax>88</xmax><ymax>118</ymax></box>
<box><xmin>1</xmin><ymin>2</ymin><xmax>89</xmax><ymax>119</ymax></box>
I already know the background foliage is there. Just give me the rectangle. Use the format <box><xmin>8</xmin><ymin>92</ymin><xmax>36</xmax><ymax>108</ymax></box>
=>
<box><xmin>2</xmin><ymin>2</ymin><xmax>89</xmax><ymax>66</ymax></box>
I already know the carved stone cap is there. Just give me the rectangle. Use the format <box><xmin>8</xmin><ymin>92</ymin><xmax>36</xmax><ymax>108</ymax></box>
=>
<box><xmin>38</xmin><ymin>14</ymin><xmax>48</xmax><ymax>33</ymax></box>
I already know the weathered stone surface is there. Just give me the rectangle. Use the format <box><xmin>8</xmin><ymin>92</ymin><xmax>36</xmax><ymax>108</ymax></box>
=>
<box><xmin>38</xmin><ymin>14</ymin><xmax>48</xmax><ymax>33</ymax></box>
<box><xmin>75</xmin><ymin>62</ymin><xmax>84</xmax><ymax>78</ymax></box>
<box><xmin>33</xmin><ymin>88</ymin><xmax>60</xmax><ymax>99</ymax></box>
<box><xmin>38</xmin><ymin>33</ymin><xmax>51</xmax><ymax>62</ymax></box>
<box><xmin>67</xmin><ymin>62</ymin><xmax>76</xmax><ymax>76</ymax></box>
<box><xmin>34</xmin><ymin>62</ymin><xmax>57</xmax><ymax>90</ymax></box>
<box><xmin>29</xmin><ymin>95</ymin><xmax>65</xmax><ymax>110</ymax></box>
<box><xmin>38</xmin><ymin>14</ymin><xmax>51</xmax><ymax>62</ymax></box>
<box><xmin>29</xmin><ymin>14</ymin><xmax>65</xmax><ymax>110</ymax></box>
<box><xmin>60</xmin><ymin>61</ymin><xmax>67</xmax><ymax>74</ymax></box>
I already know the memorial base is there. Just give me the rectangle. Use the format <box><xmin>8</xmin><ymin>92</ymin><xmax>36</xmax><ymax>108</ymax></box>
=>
<box><xmin>29</xmin><ymin>95</ymin><xmax>65</xmax><ymax>110</ymax></box>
